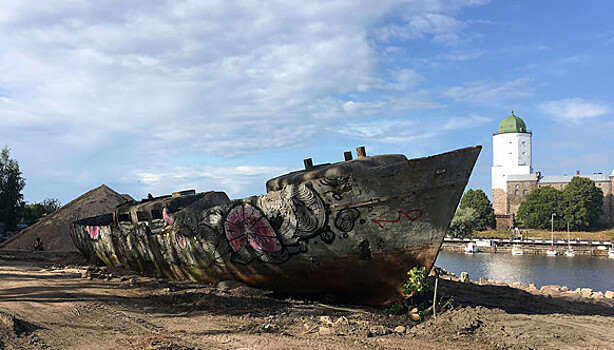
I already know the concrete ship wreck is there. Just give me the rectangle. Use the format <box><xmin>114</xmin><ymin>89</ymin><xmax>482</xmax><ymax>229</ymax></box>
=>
<box><xmin>72</xmin><ymin>146</ymin><xmax>481</xmax><ymax>305</ymax></box>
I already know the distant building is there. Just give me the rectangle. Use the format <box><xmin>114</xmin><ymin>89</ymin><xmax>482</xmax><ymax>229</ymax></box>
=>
<box><xmin>491</xmin><ymin>112</ymin><xmax>614</xmax><ymax>230</ymax></box>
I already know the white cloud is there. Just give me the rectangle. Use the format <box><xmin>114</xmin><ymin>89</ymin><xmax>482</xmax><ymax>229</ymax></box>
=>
<box><xmin>440</xmin><ymin>51</ymin><xmax>483</xmax><ymax>61</ymax></box>
<box><xmin>539</xmin><ymin>98</ymin><xmax>609</xmax><ymax>122</ymax></box>
<box><xmin>377</xmin><ymin>13</ymin><xmax>465</xmax><ymax>45</ymax></box>
<box><xmin>310</xmin><ymin>93</ymin><xmax>440</xmax><ymax>122</ymax></box>
<box><xmin>444</xmin><ymin>78</ymin><xmax>532</xmax><ymax>104</ymax></box>
<box><xmin>136</xmin><ymin>165</ymin><xmax>288</xmax><ymax>198</ymax></box>
<box><xmin>331</xmin><ymin>113</ymin><xmax>486</xmax><ymax>144</ymax></box>
<box><xmin>442</xmin><ymin>115</ymin><xmax>492</xmax><ymax>130</ymax></box>
<box><xmin>0</xmin><ymin>0</ymin><xmax>489</xmax><ymax>202</ymax></box>
<box><xmin>333</xmin><ymin>119</ymin><xmax>435</xmax><ymax>143</ymax></box>
<box><xmin>388</xmin><ymin>69</ymin><xmax>423</xmax><ymax>90</ymax></box>
<box><xmin>559</xmin><ymin>55</ymin><xmax>590</xmax><ymax>64</ymax></box>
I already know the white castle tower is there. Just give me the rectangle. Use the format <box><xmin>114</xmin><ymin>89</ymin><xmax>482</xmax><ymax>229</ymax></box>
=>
<box><xmin>491</xmin><ymin>110</ymin><xmax>532</xmax><ymax>214</ymax></box>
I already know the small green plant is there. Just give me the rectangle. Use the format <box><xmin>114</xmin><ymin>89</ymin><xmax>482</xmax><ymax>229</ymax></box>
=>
<box><xmin>402</xmin><ymin>266</ymin><xmax>432</xmax><ymax>297</ymax></box>
<box><xmin>387</xmin><ymin>266</ymin><xmax>434</xmax><ymax>316</ymax></box>
<box><xmin>387</xmin><ymin>300</ymin><xmax>407</xmax><ymax>315</ymax></box>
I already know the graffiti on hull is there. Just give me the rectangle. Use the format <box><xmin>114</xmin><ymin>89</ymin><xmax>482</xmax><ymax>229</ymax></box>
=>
<box><xmin>224</xmin><ymin>204</ymin><xmax>288</xmax><ymax>264</ymax></box>
<box><xmin>87</xmin><ymin>226</ymin><xmax>100</xmax><ymax>239</ymax></box>
<box><xmin>76</xmin><ymin>176</ymin><xmax>424</xmax><ymax>267</ymax></box>
<box><xmin>224</xmin><ymin>183</ymin><xmax>328</xmax><ymax>264</ymax></box>
<box><xmin>335</xmin><ymin>208</ymin><xmax>360</xmax><ymax>232</ymax></box>
<box><xmin>370</xmin><ymin>209</ymin><xmax>423</xmax><ymax>229</ymax></box>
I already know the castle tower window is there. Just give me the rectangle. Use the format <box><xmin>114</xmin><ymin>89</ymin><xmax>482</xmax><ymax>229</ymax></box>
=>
<box><xmin>515</xmin><ymin>190</ymin><xmax>520</xmax><ymax>195</ymax></box>
<box><xmin>523</xmin><ymin>189</ymin><xmax>528</xmax><ymax>195</ymax></box>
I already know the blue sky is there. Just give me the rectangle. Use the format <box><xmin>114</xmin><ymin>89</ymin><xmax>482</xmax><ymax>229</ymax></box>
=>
<box><xmin>0</xmin><ymin>0</ymin><xmax>612</xmax><ymax>205</ymax></box>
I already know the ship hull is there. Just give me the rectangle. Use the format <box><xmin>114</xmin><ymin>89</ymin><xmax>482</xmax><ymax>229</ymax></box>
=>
<box><xmin>73</xmin><ymin>146</ymin><xmax>481</xmax><ymax>305</ymax></box>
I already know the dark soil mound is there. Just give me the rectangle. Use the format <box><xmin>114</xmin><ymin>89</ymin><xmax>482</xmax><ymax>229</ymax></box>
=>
<box><xmin>0</xmin><ymin>185</ymin><xmax>132</xmax><ymax>252</ymax></box>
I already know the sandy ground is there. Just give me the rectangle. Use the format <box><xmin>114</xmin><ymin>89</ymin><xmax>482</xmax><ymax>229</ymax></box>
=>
<box><xmin>0</xmin><ymin>251</ymin><xmax>613</xmax><ymax>350</ymax></box>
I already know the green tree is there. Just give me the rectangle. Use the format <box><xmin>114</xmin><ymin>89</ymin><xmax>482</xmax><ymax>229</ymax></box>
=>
<box><xmin>21</xmin><ymin>198</ymin><xmax>61</xmax><ymax>226</ymax></box>
<box><xmin>459</xmin><ymin>189</ymin><xmax>496</xmax><ymax>230</ymax></box>
<box><xmin>561</xmin><ymin>177</ymin><xmax>603</xmax><ymax>231</ymax></box>
<box><xmin>516</xmin><ymin>186</ymin><xmax>564</xmax><ymax>229</ymax></box>
<box><xmin>448</xmin><ymin>207</ymin><xmax>478</xmax><ymax>237</ymax></box>
<box><xmin>0</xmin><ymin>147</ymin><xmax>26</xmax><ymax>231</ymax></box>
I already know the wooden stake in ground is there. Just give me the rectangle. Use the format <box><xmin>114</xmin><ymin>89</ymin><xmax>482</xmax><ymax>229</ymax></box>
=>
<box><xmin>433</xmin><ymin>276</ymin><xmax>438</xmax><ymax>319</ymax></box>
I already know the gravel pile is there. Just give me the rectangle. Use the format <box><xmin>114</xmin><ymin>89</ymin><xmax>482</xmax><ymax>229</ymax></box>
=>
<box><xmin>0</xmin><ymin>185</ymin><xmax>132</xmax><ymax>252</ymax></box>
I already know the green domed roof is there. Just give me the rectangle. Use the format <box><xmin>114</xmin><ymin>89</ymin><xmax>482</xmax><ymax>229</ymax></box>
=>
<box><xmin>498</xmin><ymin>110</ymin><xmax>527</xmax><ymax>134</ymax></box>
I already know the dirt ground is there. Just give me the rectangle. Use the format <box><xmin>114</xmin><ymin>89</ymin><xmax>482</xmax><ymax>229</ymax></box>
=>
<box><xmin>0</xmin><ymin>251</ymin><xmax>612</xmax><ymax>350</ymax></box>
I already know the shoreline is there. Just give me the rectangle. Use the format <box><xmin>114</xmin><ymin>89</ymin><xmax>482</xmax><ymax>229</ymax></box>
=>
<box><xmin>434</xmin><ymin>266</ymin><xmax>614</xmax><ymax>302</ymax></box>
<box><xmin>442</xmin><ymin>241</ymin><xmax>612</xmax><ymax>256</ymax></box>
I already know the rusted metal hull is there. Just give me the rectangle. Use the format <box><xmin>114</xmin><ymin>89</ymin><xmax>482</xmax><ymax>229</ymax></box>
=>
<box><xmin>72</xmin><ymin>146</ymin><xmax>481</xmax><ymax>305</ymax></box>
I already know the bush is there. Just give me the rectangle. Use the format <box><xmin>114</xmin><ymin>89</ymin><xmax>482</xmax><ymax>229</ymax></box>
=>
<box><xmin>21</xmin><ymin>198</ymin><xmax>61</xmax><ymax>226</ymax></box>
<box><xmin>561</xmin><ymin>177</ymin><xmax>603</xmax><ymax>231</ymax></box>
<box><xmin>459</xmin><ymin>189</ymin><xmax>496</xmax><ymax>230</ymax></box>
<box><xmin>516</xmin><ymin>187</ymin><xmax>564</xmax><ymax>230</ymax></box>
<box><xmin>517</xmin><ymin>177</ymin><xmax>604</xmax><ymax>231</ymax></box>
<box><xmin>448</xmin><ymin>207</ymin><xmax>478</xmax><ymax>237</ymax></box>
<box><xmin>0</xmin><ymin>147</ymin><xmax>25</xmax><ymax>231</ymax></box>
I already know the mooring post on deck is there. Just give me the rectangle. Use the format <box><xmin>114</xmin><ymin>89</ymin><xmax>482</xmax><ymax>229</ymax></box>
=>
<box><xmin>356</xmin><ymin>146</ymin><xmax>366</xmax><ymax>158</ymax></box>
<box><xmin>304</xmin><ymin>158</ymin><xmax>314</xmax><ymax>170</ymax></box>
<box><xmin>344</xmin><ymin>151</ymin><xmax>353</xmax><ymax>161</ymax></box>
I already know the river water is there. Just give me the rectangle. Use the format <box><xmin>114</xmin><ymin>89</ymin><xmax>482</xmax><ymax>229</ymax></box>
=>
<box><xmin>435</xmin><ymin>251</ymin><xmax>614</xmax><ymax>293</ymax></box>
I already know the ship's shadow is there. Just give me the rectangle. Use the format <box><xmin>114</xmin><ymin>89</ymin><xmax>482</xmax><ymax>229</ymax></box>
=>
<box><xmin>115</xmin><ymin>278</ymin><xmax>614</xmax><ymax>319</ymax></box>
<box><xmin>437</xmin><ymin>278</ymin><xmax>614</xmax><ymax>317</ymax></box>
<box><xmin>120</xmin><ymin>281</ymin><xmax>374</xmax><ymax>319</ymax></box>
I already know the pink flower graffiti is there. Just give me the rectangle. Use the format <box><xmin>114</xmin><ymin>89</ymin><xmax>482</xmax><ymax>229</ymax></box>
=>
<box><xmin>162</xmin><ymin>207</ymin><xmax>174</xmax><ymax>226</ymax></box>
<box><xmin>224</xmin><ymin>204</ymin><xmax>282</xmax><ymax>253</ymax></box>
<box><xmin>87</xmin><ymin>226</ymin><xmax>100</xmax><ymax>240</ymax></box>
<box><xmin>175</xmin><ymin>233</ymin><xmax>187</xmax><ymax>249</ymax></box>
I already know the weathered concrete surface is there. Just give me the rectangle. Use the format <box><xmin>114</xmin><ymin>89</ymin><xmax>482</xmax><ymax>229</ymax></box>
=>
<box><xmin>73</xmin><ymin>147</ymin><xmax>481</xmax><ymax>305</ymax></box>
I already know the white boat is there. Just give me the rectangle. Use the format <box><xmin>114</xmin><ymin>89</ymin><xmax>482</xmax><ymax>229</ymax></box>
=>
<box><xmin>547</xmin><ymin>217</ymin><xmax>557</xmax><ymax>256</ymax></box>
<box><xmin>463</xmin><ymin>242</ymin><xmax>478</xmax><ymax>253</ymax></box>
<box><xmin>511</xmin><ymin>244</ymin><xmax>524</xmax><ymax>255</ymax></box>
<box><xmin>564</xmin><ymin>222</ymin><xmax>575</xmax><ymax>257</ymax></box>
<box><xmin>608</xmin><ymin>246</ymin><xmax>614</xmax><ymax>258</ymax></box>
